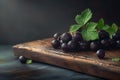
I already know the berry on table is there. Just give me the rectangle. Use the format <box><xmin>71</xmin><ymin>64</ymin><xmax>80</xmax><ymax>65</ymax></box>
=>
<box><xmin>53</xmin><ymin>33</ymin><xmax>61</xmax><ymax>40</ymax></box>
<box><xmin>51</xmin><ymin>39</ymin><xmax>60</xmax><ymax>49</ymax></box>
<box><xmin>60</xmin><ymin>32</ymin><xmax>72</xmax><ymax>43</ymax></box>
<box><xmin>72</xmin><ymin>32</ymin><xmax>83</xmax><ymax>42</ymax></box>
<box><xmin>19</xmin><ymin>56</ymin><xmax>27</xmax><ymax>63</ymax></box>
<box><xmin>79</xmin><ymin>41</ymin><xmax>89</xmax><ymax>51</ymax></box>
<box><xmin>90</xmin><ymin>41</ymin><xmax>99</xmax><ymax>51</ymax></box>
<box><xmin>100</xmin><ymin>39</ymin><xmax>110</xmax><ymax>49</ymax></box>
<box><xmin>68</xmin><ymin>40</ymin><xmax>78</xmax><ymax>52</ymax></box>
<box><xmin>61</xmin><ymin>43</ymin><xmax>69</xmax><ymax>52</ymax></box>
<box><xmin>96</xmin><ymin>49</ymin><xmax>105</xmax><ymax>59</ymax></box>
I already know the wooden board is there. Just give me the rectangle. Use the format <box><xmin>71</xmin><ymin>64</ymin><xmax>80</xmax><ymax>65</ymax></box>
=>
<box><xmin>13</xmin><ymin>38</ymin><xmax>120</xmax><ymax>80</ymax></box>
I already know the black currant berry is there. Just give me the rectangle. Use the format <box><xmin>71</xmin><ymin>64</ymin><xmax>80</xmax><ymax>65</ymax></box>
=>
<box><xmin>116</xmin><ymin>40</ymin><xmax>120</xmax><ymax>48</ymax></box>
<box><xmin>61</xmin><ymin>43</ymin><xmax>69</xmax><ymax>52</ymax></box>
<box><xmin>101</xmin><ymin>39</ymin><xmax>110</xmax><ymax>49</ymax></box>
<box><xmin>90</xmin><ymin>41</ymin><xmax>99</xmax><ymax>51</ymax></box>
<box><xmin>109</xmin><ymin>39</ymin><xmax>117</xmax><ymax>48</ymax></box>
<box><xmin>79</xmin><ymin>41</ymin><xmax>89</xmax><ymax>51</ymax></box>
<box><xmin>112</xmin><ymin>32</ymin><xmax>120</xmax><ymax>40</ymax></box>
<box><xmin>98</xmin><ymin>30</ymin><xmax>109</xmax><ymax>39</ymax></box>
<box><xmin>53</xmin><ymin>33</ymin><xmax>61</xmax><ymax>40</ymax></box>
<box><xmin>96</xmin><ymin>49</ymin><xmax>105</xmax><ymax>59</ymax></box>
<box><xmin>19</xmin><ymin>56</ymin><xmax>27</xmax><ymax>63</ymax></box>
<box><xmin>72</xmin><ymin>32</ymin><xmax>83</xmax><ymax>42</ymax></box>
<box><xmin>60</xmin><ymin>32</ymin><xmax>72</xmax><ymax>43</ymax></box>
<box><xmin>60</xmin><ymin>40</ymin><xmax>64</xmax><ymax>44</ymax></box>
<box><xmin>68</xmin><ymin>40</ymin><xmax>78</xmax><ymax>51</ymax></box>
<box><xmin>51</xmin><ymin>39</ymin><xmax>60</xmax><ymax>49</ymax></box>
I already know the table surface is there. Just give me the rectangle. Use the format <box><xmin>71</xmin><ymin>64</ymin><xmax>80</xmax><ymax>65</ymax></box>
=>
<box><xmin>0</xmin><ymin>45</ymin><xmax>106</xmax><ymax>80</ymax></box>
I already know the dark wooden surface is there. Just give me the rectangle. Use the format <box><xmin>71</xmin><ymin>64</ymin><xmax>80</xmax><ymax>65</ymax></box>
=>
<box><xmin>0</xmin><ymin>45</ymin><xmax>105</xmax><ymax>80</ymax></box>
<box><xmin>13</xmin><ymin>38</ymin><xmax>120</xmax><ymax>80</ymax></box>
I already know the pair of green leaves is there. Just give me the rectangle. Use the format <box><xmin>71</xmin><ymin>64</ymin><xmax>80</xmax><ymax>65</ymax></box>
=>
<box><xmin>70</xmin><ymin>9</ymin><xmax>92</xmax><ymax>33</ymax></box>
<box><xmin>70</xmin><ymin>8</ymin><xmax>118</xmax><ymax>41</ymax></box>
<box><xmin>70</xmin><ymin>8</ymin><xmax>98</xmax><ymax>41</ymax></box>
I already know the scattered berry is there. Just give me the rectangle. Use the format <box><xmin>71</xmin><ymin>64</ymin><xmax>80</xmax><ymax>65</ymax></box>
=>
<box><xmin>96</xmin><ymin>49</ymin><xmax>105</xmax><ymax>59</ymax></box>
<box><xmin>19</xmin><ymin>56</ymin><xmax>27</xmax><ymax>63</ymax></box>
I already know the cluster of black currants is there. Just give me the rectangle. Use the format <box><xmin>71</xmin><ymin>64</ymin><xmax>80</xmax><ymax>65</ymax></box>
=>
<box><xmin>51</xmin><ymin>30</ymin><xmax>120</xmax><ymax>59</ymax></box>
<box><xmin>51</xmin><ymin>31</ymin><xmax>83</xmax><ymax>52</ymax></box>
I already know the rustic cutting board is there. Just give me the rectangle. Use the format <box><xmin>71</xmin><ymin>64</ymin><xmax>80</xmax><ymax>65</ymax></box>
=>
<box><xmin>13</xmin><ymin>38</ymin><xmax>120</xmax><ymax>80</ymax></box>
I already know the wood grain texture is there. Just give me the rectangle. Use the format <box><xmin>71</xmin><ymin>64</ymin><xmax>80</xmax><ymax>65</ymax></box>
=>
<box><xmin>13</xmin><ymin>38</ymin><xmax>120</xmax><ymax>80</ymax></box>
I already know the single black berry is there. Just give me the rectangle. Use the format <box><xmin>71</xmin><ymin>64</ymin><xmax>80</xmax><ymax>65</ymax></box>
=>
<box><xmin>60</xmin><ymin>40</ymin><xmax>64</xmax><ymax>44</ymax></box>
<box><xmin>98</xmin><ymin>30</ymin><xmax>109</xmax><ymax>39</ymax></box>
<box><xmin>68</xmin><ymin>40</ymin><xmax>78</xmax><ymax>51</ymax></box>
<box><xmin>112</xmin><ymin>32</ymin><xmax>120</xmax><ymax>40</ymax></box>
<box><xmin>90</xmin><ymin>41</ymin><xmax>99</xmax><ymax>51</ymax></box>
<box><xmin>116</xmin><ymin>40</ymin><xmax>120</xmax><ymax>48</ymax></box>
<box><xmin>109</xmin><ymin>39</ymin><xmax>117</xmax><ymax>48</ymax></box>
<box><xmin>19</xmin><ymin>56</ymin><xmax>27</xmax><ymax>63</ymax></box>
<box><xmin>53</xmin><ymin>33</ymin><xmax>61</xmax><ymax>40</ymax></box>
<box><xmin>96</xmin><ymin>49</ymin><xmax>105</xmax><ymax>59</ymax></box>
<box><xmin>51</xmin><ymin>39</ymin><xmax>60</xmax><ymax>49</ymax></box>
<box><xmin>61</xmin><ymin>43</ymin><xmax>69</xmax><ymax>52</ymax></box>
<box><xmin>72</xmin><ymin>32</ymin><xmax>83</xmax><ymax>42</ymax></box>
<box><xmin>79</xmin><ymin>41</ymin><xmax>89</xmax><ymax>51</ymax></box>
<box><xmin>101</xmin><ymin>39</ymin><xmax>110</xmax><ymax>49</ymax></box>
<box><xmin>60</xmin><ymin>32</ymin><xmax>72</xmax><ymax>43</ymax></box>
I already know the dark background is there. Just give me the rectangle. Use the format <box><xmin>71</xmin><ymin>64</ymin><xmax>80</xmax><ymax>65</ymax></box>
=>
<box><xmin>0</xmin><ymin>0</ymin><xmax>120</xmax><ymax>44</ymax></box>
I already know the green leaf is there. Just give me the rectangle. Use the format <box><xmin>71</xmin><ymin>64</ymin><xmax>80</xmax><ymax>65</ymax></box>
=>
<box><xmin>86</xmin><ymin>22</ymin><xmax>97</xmax><ymax>31</ymax></box>
<box><xmin>69</xmin><ymin>9</ymin><xmax>92</xmax><ymax>32</ymax></box>
<box><xmin>81</xmin><ymin>22</ymin><xmax>98</xmax><ymax>41</ymax></box>
<box><xmin>106</xmin><ymin>30</ymin><xmax>113</xmax><ymax>38</ymax></box>
<box><xmin>103</xmin><ymin>25</ymin><xmax>110</xmax><ymax>30</ymax></box>
<box><xmin>111</xmin><ymin>23</ymin><xmax>118</xmax><ymax>33</ymax></box>
<box><xmin>105</xmin><ymin>24</ymin><xmax>118</xmax><ymax>38</ymax></box>
<box><xmin>69</xmin><ymin>24</ymin><xmax>83</xmax><ymax>32</ymax></box>
<box><xmin>26</xmin><ymin>59</ymin><xmax>32</xmax><ymax>64</ymax></box>
<box><xmin>82</xmin><ymin>30</ymin><xmax>98</xmax><ymax>41</ymax></box>
<box><xmin>112</xmin><ymin>57</ymin><xmax>120</xmax><ymax>62</ymax></box>
<box><xmin>75</xmin><ymin>8</ymin><xmax>92</xmax><ymax>25</ymax></box>
<box><xmin>97</xmin><ymin>18</ymin><xmax>104</xmax><ymax>30</ymax></box>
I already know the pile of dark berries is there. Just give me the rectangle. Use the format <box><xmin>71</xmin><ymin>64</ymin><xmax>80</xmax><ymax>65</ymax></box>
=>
<box><xmin>51</xmin><ymin>30</ymin><xmax>120</xmax><ymax>59</ymax></box>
